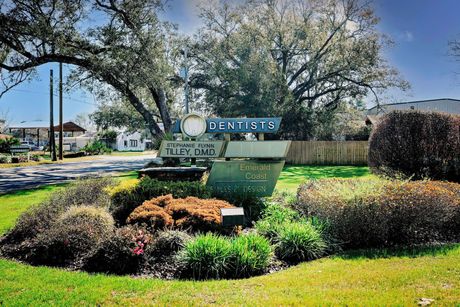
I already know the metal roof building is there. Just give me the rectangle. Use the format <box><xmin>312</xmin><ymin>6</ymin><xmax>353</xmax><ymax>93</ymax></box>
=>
<box><xmin>367</xmin><ymin>98</ymin><xmax>460</xmax><ymax>115</ymax></box>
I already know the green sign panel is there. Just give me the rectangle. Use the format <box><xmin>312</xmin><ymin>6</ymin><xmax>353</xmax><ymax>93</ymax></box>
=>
<box><xmin>206</xmin><ymin>160</ymin><xmax>285</xmax><ymax>197</ymax></box>
<box><xmin>225</xmin><ymin>141</ymin><xmax>291</xmax><ymax>158</ymax></box>
<box><xmin>159</xmin><ymin>141</ymin><xmax>224</xmax><ymax>158</ymax></box>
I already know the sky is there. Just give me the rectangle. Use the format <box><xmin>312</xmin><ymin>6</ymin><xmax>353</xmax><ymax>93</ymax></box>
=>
<box><xmin>1</xmin><ymin>0</ymin><xmax>460</xmax><ymax>124</ymax></box>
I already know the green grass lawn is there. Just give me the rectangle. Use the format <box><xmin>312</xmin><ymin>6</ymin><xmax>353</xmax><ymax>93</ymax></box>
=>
<box><xmin>276</xmin><ymin>165</ymin><xmax>374</xmax><ymax>192</ymax></box>
<box><xmin>0</xmin><ymin>166</ymin><xmax>459</xmax><ymax>306</ymax></box>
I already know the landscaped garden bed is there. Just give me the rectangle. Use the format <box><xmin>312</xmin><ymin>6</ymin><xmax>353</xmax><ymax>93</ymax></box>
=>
<box><xmin>1</xmin><ymin>174</ymin><xmax>459</xmax><ymax>281</ymax></box>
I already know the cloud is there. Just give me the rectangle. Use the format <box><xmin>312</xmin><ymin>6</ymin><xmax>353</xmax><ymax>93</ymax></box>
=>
<box><xmin>399</xmin><ymin>30</ymin><xmax>414</xmax><ymax>42</ymax></box>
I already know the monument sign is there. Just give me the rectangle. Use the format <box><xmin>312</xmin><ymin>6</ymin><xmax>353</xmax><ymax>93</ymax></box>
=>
<box><xmin>159</xmin><ymin>113</ymin><xmax>290</xmax><ymax>197</ymax></box>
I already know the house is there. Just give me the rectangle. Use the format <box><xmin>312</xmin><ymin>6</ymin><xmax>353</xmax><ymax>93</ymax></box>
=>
<box><xmin>367</xmin><ymin>98</ymin><xmax>460</xmax><ymax>116</ymax></box>
<box><xmin>116</xmin><ymin>131</ymin><xmax>151</xmax><ymax>151</ymax></box>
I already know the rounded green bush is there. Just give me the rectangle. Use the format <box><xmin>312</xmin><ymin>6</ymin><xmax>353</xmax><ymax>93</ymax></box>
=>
<box><xmin>276</xmin><ymin>222</ymin><xmax>326</xmax><ymax>263</ymax></box>
<box><xmin>180</xmin><ymin>233</ymin><xmax>232</xmax><ymax>280</ymax></box>
<box><xmin>153</xmin><ymin>230</ymin><xmax>192</xmax><ymax>256</ymax></box>
<box><xmin>31</xmin><ymin>206</ymin><xmax>115</xmax><ymax>266</ymax></box>
<box><xmin>230</xmin><ymin>233</ymin><xmax>272</xmax><ymax>278</ymax></box>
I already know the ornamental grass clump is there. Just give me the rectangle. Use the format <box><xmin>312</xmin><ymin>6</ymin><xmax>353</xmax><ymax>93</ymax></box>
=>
<box><xmin>180</xmin><ymin>233</ymin><xmax>232</xmax><ymax>280</ymax></box>
<box><xmin>230</xmin><ymin>233</ymin><xmax>272</xmax><ymax>278</ymax></box>
<box><xmin>276</xmin><ymin>222</ymin><xmax>326</xmax><ymax>262</ymax></box>
<box><xmin>152</xmin><ymin>230</ymin><xmax>191</xmax><ymax>256</ymax></box>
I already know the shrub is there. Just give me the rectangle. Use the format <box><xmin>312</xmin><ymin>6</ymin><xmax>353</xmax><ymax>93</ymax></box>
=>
<box><xmin>180</xmin><ymin>233</ymin><xmax>232</xmax><ymax>280</ymax></box>
<box><xmin>83</xmin><ymin>226</ymin><xmax>151</xmax><ymax>275</ymax></box>
<box><xmin>82</xmin><ymin>140</ymin><xmax>112</xmax><ymax>155</ymax></box>
<box><xmin>165</xmin><ymin>197</ymin><xmax>234</xmax><ymax>231</ymax></box>
<box><xmin>275</xmin><ymin>222</ymin><xmax>326</xmax><ymax>262</ymax></box>
<box><xmin>296</xmin><ymin>178</ymin><xmax>460</xmax><ymax>248</ymax></box>
<box><xmin>369</xmin><ymin>110</ymin><xmax>460</xmax><ymax>182</ymax></box>
<box><xmin>3</xmin><ymin>177</ymin><xmax>115</xmax><ymax>244</ymax></box>
<box><xmin>0</xmin><ymin>154</ymin><xmax>11</xmax><ymax>163</ymax></box>
<box><xmin>254</xmin><ymin>203</ymin><xmax>300</xmax><ymax>240</ymax></box>
<box><xmin>30</xmin><ymin>206</ymin><xmax>114</xmax><ymax>265</ymax></box>
<box><xmin>126</xmin><ymin>194</ymin><xmax>235</xmax><ymax>232</ymax></box>
<box><xmin>0</xmin><ymin>136</ymin><xmax>19</xmax><ymax>153</ymax></box>
<box><xmin>127</xmin><ymin>195</ymin><xmax>175</xmax><ymax>229</ymax></box>
<box><xmin>110</xmin><ymin>178</ymin><xmax>212</xmax><ymax>224</ymax></box>
<box><xmin>151</xmin><ymin>230</ymin><xmax>191</xmax><ymax>256</ymax></box>
<box><xmin>230</xmin><ymin>233</ymin><xmax>272</xmax><ymax>278</ymax></box>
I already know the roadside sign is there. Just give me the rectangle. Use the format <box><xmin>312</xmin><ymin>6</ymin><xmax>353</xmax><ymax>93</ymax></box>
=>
<box><xmin>171</xmin><ymin>117</ymin><xmax>282</xmax><ymax>134</ymax></box>
<box><xmin>224</xmin><ymin>141</ymin><xmax>291</xmax><ymax>158</ymax></box>
<box><xmin>159</xmin><ymin>141</ymin><xmax>224</xmax><ymax>158</ymax></box>
<box><xmin>206</xmin><ymin>160</ymin><xmax>285</xmax><ymax>197</ymax></box>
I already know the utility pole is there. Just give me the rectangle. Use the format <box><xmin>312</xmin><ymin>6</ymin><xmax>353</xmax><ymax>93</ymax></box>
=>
<box><xmin>49</xmin><ymin>69</ymin><xmax>57</xmax><ymax>161</ymax></box>
<box><xmin>183</xmin><ymin>48</ymin><xmax>190</xmax><ymax>114</ymax></box>
<box><xmin>58</xmin><ymin>62</ymin><xmax>63</xmax><ymax>160</ymax></box>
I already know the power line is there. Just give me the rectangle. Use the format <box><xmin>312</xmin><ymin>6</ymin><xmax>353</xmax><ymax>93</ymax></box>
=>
<box><xmin>5</xmin><ymin>88</ymin><xmax>99</xmax><ymax>106</ymax></box>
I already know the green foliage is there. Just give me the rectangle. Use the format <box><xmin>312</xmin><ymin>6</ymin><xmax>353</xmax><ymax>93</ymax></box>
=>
<box><xmin>30</xmin><ymin>206</ymin><xmax>114</xmax><ymax>266</ymax></box>
<box><xmin>98</xmin><ymin>130</ymin><xmax>118</xmax><ymax>144</ymax></box>
<box><xmin>152</xmin><ymin>132</ymin><xmax>174</xmax><ymax>151</ymax></box>
<box><xmin>369</xmin><ymin>110</ymin><xmax>460</xmax><ymax>182</ymax></box>
<box><xmin>297</xmin><ymin>178</ymin><xmax>460</xmax><ymax>248</ymax></box>
<box><xmin>0</xmin><ymin>137</ymin><xmax>20</xmax><ymax>153</ymax></box>
<box><xmin>151</xmin><ymin>230</ymin><xmax>191</xmax><ymax>256</ymax></box>
<box><xmin>192</xmin><ymin>1</ymin><xmax>408</xmax><ymax>139</ymax></box>
<box><xmin>3</xmin><ymin>178</ymin><xmax>115</xmax><ymax>243</ymax></box>
<box><xmin>180</xmin><ymin>233</ymin><xmax>232</xmax><ymax>280</ymax></box>
<box><xmin>276</xmin><ymin>222</ymin><xmax>327</xmax><ymax>262</ymax></box>
<box><xmin>82</xmin><ymin>140</ymin><xmax>112</xmax><ymax>155</ymax></box>
<box><xmin>230</xmin><ymin>233</ymin><xmax>272</xmax><ymax>278</ymax></box>
<box><xmin>110</xmin><ymin>178</ymin><xmax>212</xmax><ymax>225</ymax></box>
<box><xmin>254</xmin><ymin>203</ymin><xmax>300</xmax><ymax>240</ymax></box>
<box><xmin>180</xmin><ymin>232</ymin><xmax>272</xmax><ymax>280</ymax></box>
<box><xmin>0</xmin><ymin>154</ymin><xmax>11</xmax><ymax>163</ymax></box>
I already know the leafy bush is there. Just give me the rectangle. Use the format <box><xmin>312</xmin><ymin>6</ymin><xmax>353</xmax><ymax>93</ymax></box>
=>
<box><xmin>82</xmin><ymin>140</ymin><xmax>112</xmax><ymax>155</ymax></box>
<box><xmin>126</xmin><ymin>194</ymin><xmax>235</xmax><ymax>232</ymax></box>
<box><xmin>296</xmin><ymin>178</ymin><xmax>460</xmax><ymax>248</ymax></box>
<box><xmin>0</xmin><ymin>136</ymin><xmax>19</xmax><ymax>153</ymax></box>
<box><xmin>275</xmin><ymin>222</ymin><xmax>326</xmax><ymax>262</ymax></box>
<box><xmin>110</xmin><ymin>178</ymin><xmax>212</xmax><ymax>224</ymax></box>
<box><xmin>369</xmin><ymin>110</ymin><xmax>460</xmax><ymax>182</ymax></box>
<box><xmin>3</xmin><ymin>177</ymin><xmax>115</xmax><ymax>244</ymax></box>
<box><xmin>83</xmin><ymin>226</ymin><xmax>151</xmax><ymax>275</ymax></box>
<box><xmin>151</xmin><ymin>230</ymin><xmax>191</xmax><ymax>256</ymax></box>
<box><xmin>179</xmin><ymin>233</ymin><xmax>232</xmax><ymax>280</ymax></box>
<box><xmin>0</xmin><ymin>154</ymin><xmax>11</xmax><ymax>163</ymax></box>
<box><xmin>30</xmin><ymin>206</ymin><xmax>114</xmax><ymax>265</ymax></box>
<box><xmin>254</xmin><ymin>202</ymin><xmax>300</xmax><ymax>240</ymax></box>
<box><xmin>230</xmin><ymin>233</ymin><xmax>272</xmax><ymax>278</ymax></box>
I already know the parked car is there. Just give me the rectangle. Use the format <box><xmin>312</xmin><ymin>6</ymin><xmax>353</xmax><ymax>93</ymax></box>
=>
<box><xmin>20</xmin><ymin>141</ymin><xmax>38</xmax><ymax>150</ymax></box>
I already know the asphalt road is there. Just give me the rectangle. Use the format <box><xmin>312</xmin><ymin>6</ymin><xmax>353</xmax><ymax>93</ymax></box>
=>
<box><xmin>0</xmin><ymin>155</ymin><xmax>157</xmax><ymax>194</ymax></box>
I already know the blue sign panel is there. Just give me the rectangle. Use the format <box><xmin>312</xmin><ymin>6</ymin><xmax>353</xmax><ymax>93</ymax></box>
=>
<box><xmin>171</xmin><ymin>117</ymin><xmax>281</xmax><ymax>134</ymax></box>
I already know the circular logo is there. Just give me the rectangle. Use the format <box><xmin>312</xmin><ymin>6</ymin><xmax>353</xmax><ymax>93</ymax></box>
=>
<box><xmin>180</xmin><ymin>113</ymin><xmax>207</xmax><ymax>138</ymax></box>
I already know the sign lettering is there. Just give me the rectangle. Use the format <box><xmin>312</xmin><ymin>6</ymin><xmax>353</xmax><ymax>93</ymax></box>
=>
<box><xmin>172</xmin><ymin>117</ymin><xmax>281</xmax><ymax>134</ymax></box>
<box><xmin>159</xmin><ymin>141</ymin><xmax>224</xmax><ymax>158</ymax></box>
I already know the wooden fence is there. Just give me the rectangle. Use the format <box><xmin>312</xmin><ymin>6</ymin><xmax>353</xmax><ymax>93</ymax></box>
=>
<box><xmin>286</xmin><ymin>141</ymin><xmax>369</xmax><ymax>165</ymax></box>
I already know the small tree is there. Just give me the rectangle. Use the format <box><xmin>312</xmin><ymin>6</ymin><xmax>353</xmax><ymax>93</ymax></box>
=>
<box><xmin>0</xmin><ymin>136</ymin><xmax>20</xmax><ymax>153</ymax></box>
<box><xmin>368</xmin><ymin>110</ymin><xmax>460</xmax><ymax>182</ymax></box>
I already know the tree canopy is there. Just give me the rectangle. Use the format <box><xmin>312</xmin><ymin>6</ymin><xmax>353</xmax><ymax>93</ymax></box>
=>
<box><xmin>189</xmin><ymin>0</ymin><xmax>408</xmax><ymax>139</ymax></box>
<box><xmin>0</xmin><ymin>0</ymin><xmax>176</xmax><ymax>136</ymax></box>
<box><xmin>0</xmin><ymin>0</ymin><xmax>409</xmax><ymax>140</ymax></box>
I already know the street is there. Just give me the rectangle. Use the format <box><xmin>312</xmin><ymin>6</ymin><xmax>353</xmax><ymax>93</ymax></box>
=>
<box><xmin>0</xmin><ymin>154</ymin><xmax>157</xmax><ymax>193</ymax></box>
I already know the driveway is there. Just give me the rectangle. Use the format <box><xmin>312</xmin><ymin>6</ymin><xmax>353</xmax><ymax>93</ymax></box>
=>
<box><xmin>0</xmin><ymin>154</ymin><xmax>157</xmax><ymax>194</ymax></box>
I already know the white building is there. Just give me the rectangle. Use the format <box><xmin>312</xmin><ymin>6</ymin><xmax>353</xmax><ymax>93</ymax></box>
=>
<box><xmin>116</xmin><ymin>131</ymin><xmax>150</xmax><ymax>151</ymax></box>
<box><xmin>367</xmin><ymin>98</ymin><xmax>460</xmax><ymax>115</ymax></box>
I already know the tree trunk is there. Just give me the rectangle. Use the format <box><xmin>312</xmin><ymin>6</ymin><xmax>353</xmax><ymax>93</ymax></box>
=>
<box><xmin>150</xmin><ymin>87</ymin><xmax>172</xmax><ymax>132</ymax></box>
